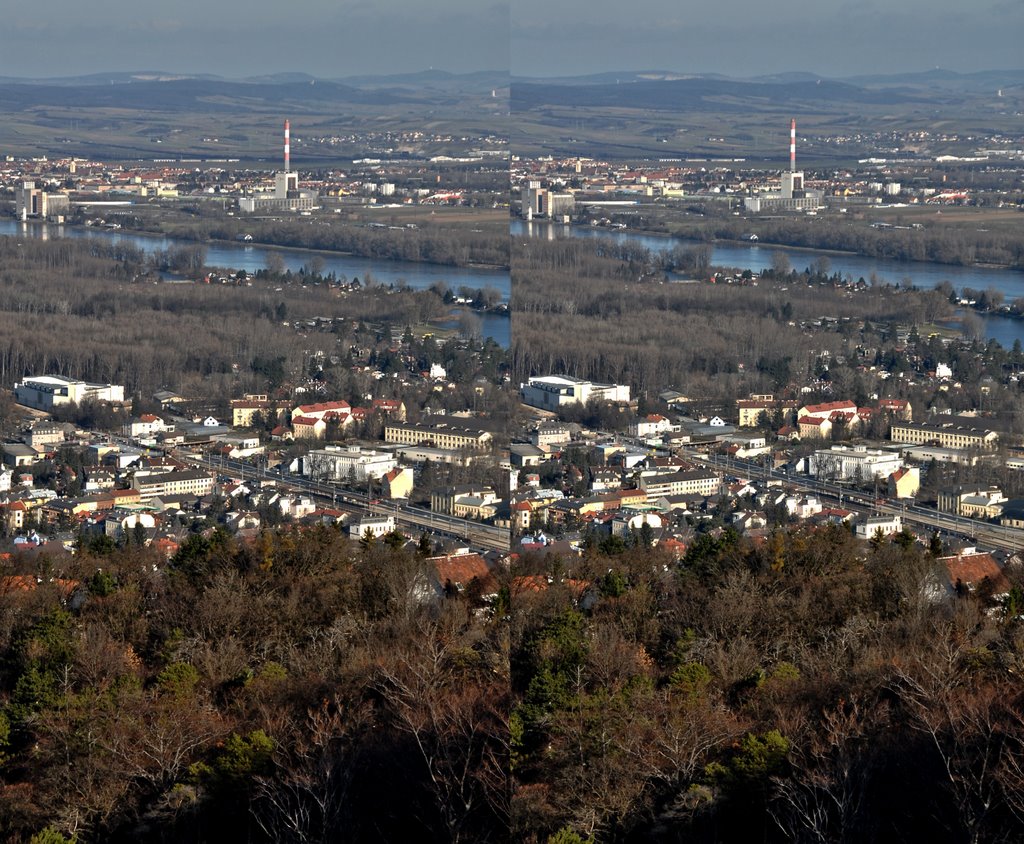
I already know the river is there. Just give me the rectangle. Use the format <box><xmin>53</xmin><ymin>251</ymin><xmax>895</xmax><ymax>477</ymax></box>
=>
<box><xmin>0</xmin><ymin>219</ymin><xmax>511</xmax><ymax>345</ymax></box>
<box><xmin>513</xmin><ymin>219</ymin><xmax>1024</xmax><ymax>348</ymax></box>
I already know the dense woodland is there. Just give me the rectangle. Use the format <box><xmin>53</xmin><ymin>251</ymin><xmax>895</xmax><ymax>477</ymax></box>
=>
<box><xmin>6</xmin><ymin>522</ymin><xmax>1024</xmax><ymax>842</ymax></box>
<box><xmin>511</xmin><ymin>237</ymin><xmax>954</xmax><ymax>400</ymax></box>
<box><xmin>0</xmin><ymin>529</ymin><xmax>508</xmax><ymax>842</ymax></box>
<box><xmin>510</xmin><ymin>526</ymin><xmax>1024</xmax><ymax>842</ymax></box>
<box><xmin>0</xmin><ymin>237</ymin><xmax>498</xmax><ymax>404</ymax></box>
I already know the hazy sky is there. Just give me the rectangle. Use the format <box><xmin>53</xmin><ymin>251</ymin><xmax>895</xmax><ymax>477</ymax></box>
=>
<box><xmin>512</xmin><ymin>0</ymin><xmax>1024</xmax><ymax>77</ymax></box>
<box><xmin>1</xmin><ymin>0</ymin><xmax>509</xmax><ymax>78</ymax></box>
<box><xmin>1</xmin><ymin>0</ymin><xmax>1019</xmax><ymax>80</ymax></box>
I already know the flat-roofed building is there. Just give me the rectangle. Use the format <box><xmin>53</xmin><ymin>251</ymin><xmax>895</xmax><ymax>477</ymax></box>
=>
<box><xmin>891</xmin><ymin>421</ymin><xmax>998</xmax><ymax>450</ymax></box>
<box><xmin>304</xmin><ymin>445</ymin><xmax>397</xmax><ymax>482</ymax></box>
<box><xmin>521</xmin><ymin>375</ymin><xmax>630</xmax><ymax>411</ymax></box>
<box><xmin>131</xmin><ymin>470</ymin><xmax>214</xmax><ymax>502</ymax></box>
<box><xmin>638</xmin><ymin>469</ymin><xmax>720</xmax><ymax>498</ymax></box>
<box><xmin>809</xmin><ymin>445</ymin><xmax>903</xmax><ymax>482</ymax></box>
<box><xmin>14</xmin><ymin>375</ymin><xmax>125</xmax><ymax>411</ymax></box>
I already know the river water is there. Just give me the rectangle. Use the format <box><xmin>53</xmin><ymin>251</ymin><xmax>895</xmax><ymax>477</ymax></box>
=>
<box><xmin>7</xmin><ymin>217</ymin><xmax>1021</xmax><ymax>352</ymax></box>
<box><xmin>1</xmin><ymin>219</ymin><xmax>510</xmax><ymax>345</ymax></box>
<box><xmin>513</xmin><ymin>219</ymin><xmax>1024</xmax><ymax>348</ymax></box>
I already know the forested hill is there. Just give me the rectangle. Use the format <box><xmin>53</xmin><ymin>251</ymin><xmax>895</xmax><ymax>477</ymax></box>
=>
<box><xmin>512</xmin><ymin>77</ymin><xmax>918</xmax><ymax>113</ymax></box>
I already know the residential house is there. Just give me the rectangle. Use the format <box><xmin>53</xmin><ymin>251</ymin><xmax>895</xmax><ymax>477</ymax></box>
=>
<box><xmin>798</xmin><ymin>415</ymin><xmax>832</xmax><ymax>440</ymax></box>
<box><xmin>348</xmin><ymin>514</ymin><xmax>395</xmax><ymax>539</ymax></box>
<box><xmin>877</xmin><ymin>398</ymin><xmax>913</xmax><ymax>422</ymax></box>
<box><xmin>532</xmin><ymin>422</ymin><xmax>571</xmax><ymax>449</ymax></box>
<box><xmin>290</xmin><ymin>400</ymin><xmax>352</xmax><ymax>425</ymax></box>
<box><xmin>629</xmin><ymin>414</ymin><xmax>673</xmax><ymax>438</ymax></box>
<box><xmin>736</xmin><ymin>396</ymin><xmax>798</xmax><ymax>428</ymax></box>
<box><xmin>933</xmin><ymin>548</ymin><xmax>1010</xmax><ymax>599</ymax></box>
<box><xmin>25</xmin><ymin>423</ymin><xmax>65</xmax><ymax>450</ymax></box>
<box><xmin>291</xmin><ymin>415</ymin><xmax>328</xmax><ymax>440</ymax></box>
<box><xmin>382</xmin><ymin>467</ymin><xmax>414</xmax><ymax>500</ymax></box>
<box><xmin>122</xmin><ymin>414</ymin><xmax>166</xmax><ymax>439</ymax></box>
<box><xmin>855</xmin><ymin>514</ymin><xmax>903</xmax><ymax>540</ymax></box>
<box><xmin>421</xmin><ymin>551</ymin><xmax>496</xmax><ymax>600</ymax></box>
<box><xmin>888</xmin><ymin>467</ymin><xmax>920</xmax><ymax>500</ymax></box>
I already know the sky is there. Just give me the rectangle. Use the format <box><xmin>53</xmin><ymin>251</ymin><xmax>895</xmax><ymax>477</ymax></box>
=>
<box><xmin>0</xmin><ymin>0</ymin><xmax>509</xmax><ymax>79</ymax></box>
<box><xmin>512</xmin><ymin>0</ymin><xmax>1024</xmax><ymax>78</ymax></box>
<box><xmin>1</xmin><ymin>0</ymin><xmax>1020</xmax><ymax>80</ymax></box>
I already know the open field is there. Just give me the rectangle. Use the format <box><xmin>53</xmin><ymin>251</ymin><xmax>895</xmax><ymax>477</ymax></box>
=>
<box><xmin>510</xmin><ymin>73</ymin><xmax>1024</xmax><ymax>161</ymax></box>
<box><xmin>0</xmin><ymin>77</ymin><xmax>508</xmax><ymax>160</ymax></box>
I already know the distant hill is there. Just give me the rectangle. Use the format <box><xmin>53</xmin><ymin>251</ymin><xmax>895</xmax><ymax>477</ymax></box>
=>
<box><xmin>0</xmin><ymin>71</ymin><xmax>226</xmax><ymax>86</ymax></box>
<box><xmin>511</xmin><ymin>77</ymin><xmax>919</xmax><ymax>113</ymax></box>
<box><xmin>0</xmin><ymin>78</ymin><xmax>414</xmax><ymax>113</ymax></box>
<box><xmin>334</xmin><ymin>69</ymin><xmax>508</xmax><ymax>93</ymax></box>
<box><xmin>0</xmin><ymin>69</ymin><xmax>509</xmax><ymax>95</ymax></box>
<box><xmin>843</xmin><ymin>67</ymin><xmax>1024</xmax><ymax>92</ymax></box>
<box><xmin>511</xmin><ymin>67</ymin><xmax>1024</xmax><ymax>95</ymax></box>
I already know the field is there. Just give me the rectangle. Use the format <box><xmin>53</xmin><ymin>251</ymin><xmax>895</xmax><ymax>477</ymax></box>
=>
<box><xmin>0</xmin><ymin>76</ymin><xmax>508</xmax><ymax>160</ymax></box>
<box><xmin>510</xmin><ymin>73</ymin><xmax>1024</xmax><ymax>162</ymax></box>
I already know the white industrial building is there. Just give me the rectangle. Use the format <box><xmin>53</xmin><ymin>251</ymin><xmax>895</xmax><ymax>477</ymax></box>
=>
<box><xmin>239</xmin><ymin>120</ymin><xmax>317</xmax><ymax>213</ymax></box>
<box><xmin>521</xmin><ymin>376</ymin><xmax>630</xmax><ymax>411</ymax></box>
<box><xmin>521</xmin><ymin>180</ymin><xmax>575</xmax><ymax>221</ymax></box>
<box><xmin>304</xmin><ymin>445</ymin><xmax>398</xmax><ymax>482</ymax></box>
<box><xmin>809</xmin><ymin>444</ymin><xmax>903</xmax><ymax>482</ymax></box>
<box><xmin>744</xmin><ymin>120</ymin><xmax>823</xmax><ymax>213</ymax></box>
<box><xmin>14</xmin><ymin>375</ymin><xmax>125</xmax><ymax>411</ymax></box>
<box><xmin>16</xmin><ymin>182</ymin><xmax>71</xmax><ymax>221</ymax></box>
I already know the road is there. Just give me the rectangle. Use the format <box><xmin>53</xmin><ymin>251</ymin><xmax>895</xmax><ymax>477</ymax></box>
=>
<box><xmin>173</xmin><ymin>449</ymin><xmax>510</xmax><ymax>553</ymax></box>
<box><xmin>684</xmin><ymin>449</ymin><xmax>1023</xmax><ymax>554</ymax></box>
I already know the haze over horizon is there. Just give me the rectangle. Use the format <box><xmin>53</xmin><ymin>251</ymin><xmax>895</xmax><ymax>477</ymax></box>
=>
<box><xmin>513</xmin><ymin>0</ymin><xmax>1024</xmax><ymax>79</ymax></box>
<box><xmin>2</xmin><ymin>0</ymin><xmax>1020</xmax><ymax>82</ymax></box>
<box><xmin>0</xmin><ymin>0</ymin><xmax>509</xmax><ymax>80</ymax></box>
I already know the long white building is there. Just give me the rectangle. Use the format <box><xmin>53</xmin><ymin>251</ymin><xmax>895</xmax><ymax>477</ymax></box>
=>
<box><xmin>809</xmin><ymin>444</ymin><xmax>903</xmax><ymax>482</ymax></box>
<box><xmin>304</xmin><ymin>445</ymin><xmax>398</xmax><ymax>482</ymax></box>
<box><xmin>15</xmin><ymin>375</ymin><xmax>125</xmax><ymax>411</ymax></box>
<box><xmin>521</xmin><ymin>376</ymin><xmax>630</xmax><ymax>411</ymax></box>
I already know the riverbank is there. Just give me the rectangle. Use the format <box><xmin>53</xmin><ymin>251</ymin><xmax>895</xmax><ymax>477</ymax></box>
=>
<box><xmin>0</xmin><ymin>218</ymin><xmax>511</xmax><ymax>302</ymax></box>
<box><xmin>514</xmin><ymin>218</ymin><xmax>1024</xmax><ymax>350</ymax></box>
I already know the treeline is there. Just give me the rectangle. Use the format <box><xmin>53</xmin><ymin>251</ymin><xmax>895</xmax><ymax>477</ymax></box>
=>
<box><xmin>158</xmin><ymin>219</ymin><xmax>510</xmax><ymax>269</ymax></box>
<box><xmin>510</xmin><ymin>237</ymin><xmax>952</xmax><ymax>397</ymax></box>
<box><xmin>0</xmin><ymin>237</ymin><xmax>450</xmax><ymax>399</ymax></box>
<box><xmin>662</xmin><ymin>216</ymin><xmax>1024</xmax><ymax>270</ymax></box>
<box><xmin>510</xmin><ymin>525</ymin><xmax>1024</xmax><ymax>842</ymax></box>
<box><xmin>0</xmin><ymin>527</ymin><xmax>507</xmax><ymax>842</ymax></box>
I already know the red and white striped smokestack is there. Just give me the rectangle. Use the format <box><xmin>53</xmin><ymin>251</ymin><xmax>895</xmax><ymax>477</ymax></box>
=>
<box><xmin>284</xmin><ymin>120</ymin><xmax>290</xmax><ymax>172</ymax></box>
<box><xmin>790</xmin><ymin>118</ymin><xmax>796</xmax><ymax>172</ymax></box>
